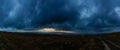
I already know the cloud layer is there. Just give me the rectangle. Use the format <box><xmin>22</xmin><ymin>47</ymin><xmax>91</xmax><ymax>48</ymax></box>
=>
<box><xmin>0</xmin><ymin>0</ymin><xmax>120</xmax><ymax>33</ymax></box>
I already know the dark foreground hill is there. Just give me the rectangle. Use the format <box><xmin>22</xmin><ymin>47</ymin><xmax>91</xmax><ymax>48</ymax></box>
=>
<box><xmin>0</xmin><ymin>32</ymin><xmax>120</xmax><ymax>50</ymax></box>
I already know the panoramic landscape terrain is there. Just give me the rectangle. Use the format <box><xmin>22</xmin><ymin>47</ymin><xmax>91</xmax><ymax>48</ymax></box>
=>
<box><xmin>0</xmin><ymin>0</ymin><xmax>120</xmax><ymax>50</ymax></box>
<box><xmin>0</xmin><ymin>32</ymin><xmax>119</xmax><ymax>50</ymax></box>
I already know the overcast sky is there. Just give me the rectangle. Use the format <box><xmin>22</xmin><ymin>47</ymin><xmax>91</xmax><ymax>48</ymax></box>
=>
<box><xmin>0</xmin><ymin>0</ymin><xmax>120</xmax><ymax>33</ymax></box>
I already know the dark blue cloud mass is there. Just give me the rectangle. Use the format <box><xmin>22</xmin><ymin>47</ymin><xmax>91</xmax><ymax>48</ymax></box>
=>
<box><xmin>0</xmin><ymin>0</ymin><xmax>120</xmax><ymax>33</ymax></box>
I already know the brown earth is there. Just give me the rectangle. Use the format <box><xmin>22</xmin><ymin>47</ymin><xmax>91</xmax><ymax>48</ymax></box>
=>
<box><xmin>0</xmin><ymin>32</ymin><xmax>119</xmax><ymax>50</ymax></box>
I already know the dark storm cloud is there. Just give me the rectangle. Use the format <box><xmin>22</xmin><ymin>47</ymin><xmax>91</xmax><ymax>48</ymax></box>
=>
<box><xmin>0</xmin><ymin>0</ymin><xmax>120</xmax><ymax>33</ymax></box>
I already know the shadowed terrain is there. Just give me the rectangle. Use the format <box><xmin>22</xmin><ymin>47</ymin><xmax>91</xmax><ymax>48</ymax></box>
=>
<box><xmin>0</xmin><ymin>32</ymin><xmax>119</xmax><ymax>50</ymax></box>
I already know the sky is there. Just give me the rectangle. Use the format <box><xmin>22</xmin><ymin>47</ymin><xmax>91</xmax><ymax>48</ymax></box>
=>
<box><xmin>0</xmin><ymin>0</ymin><xmax>120</xmax><ymax>33</ymax></box>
